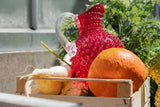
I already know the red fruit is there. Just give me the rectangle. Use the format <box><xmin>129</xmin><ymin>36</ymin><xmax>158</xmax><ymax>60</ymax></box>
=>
<box><xmin>70</xmin><ymin>4</ymin><xmax>124</xmax><ymax>86</ymax></box>
<box><xmin>60</xmin><ymin>81</ymin><xmax>88</xmax><ymax>96</ymax></box>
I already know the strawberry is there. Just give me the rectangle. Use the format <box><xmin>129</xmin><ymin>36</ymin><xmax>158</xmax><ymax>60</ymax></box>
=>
<box><xmin>70</xmin><ymin>3</ymin><xmax>124</xmax><ymax>87</ymax></box>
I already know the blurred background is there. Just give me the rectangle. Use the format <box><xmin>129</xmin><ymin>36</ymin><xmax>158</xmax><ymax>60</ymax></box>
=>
<box><xmin>0</xmin><ymin>0</ymin><xmax>90</xmax><ymax>51</ymax></box>
<box><xmin>0</xmin><ymin>0</ymin><xmax>89</xmax><ymax>93</ymax></box>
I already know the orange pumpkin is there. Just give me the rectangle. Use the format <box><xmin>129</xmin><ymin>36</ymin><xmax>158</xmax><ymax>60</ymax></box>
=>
<box><xmin>88</xmin><ymin>48</ymin><xmax>146</xmax><ymax>97</ymax></box>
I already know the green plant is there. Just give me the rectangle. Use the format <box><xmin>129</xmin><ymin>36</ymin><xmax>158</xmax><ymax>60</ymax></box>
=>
<box><xmin>88</xmin><ymin>0</ymin><xmax>160</xmax><ymax>63</ymax></box>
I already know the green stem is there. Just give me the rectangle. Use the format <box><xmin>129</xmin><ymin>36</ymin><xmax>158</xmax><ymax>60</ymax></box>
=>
<box><xmin>41</xmin><ymin>41</ymin><xmax>71</xmax><ymax>66</ymax></box>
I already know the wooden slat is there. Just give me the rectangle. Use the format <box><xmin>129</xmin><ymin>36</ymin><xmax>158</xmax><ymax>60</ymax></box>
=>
<box><xmin>16</xmin><ymin>76</ymin><xmax>133</xmax><ymax>97</ymax></box>
<box><xmin>30</xmin><ymin>94</ymin><xmax>131</xmax><ymax>107</ymax></box>
<box><xmin>16</xmin><ymin>76</ymin><xmax>27</xmax><ymax>93</ymax></box>
<box><xmin>117</xmin><ymin>82</ymin><xmax>133</xmax><ymax>97</ymax></box>
<box><xmin>33</xmin><ymin>77</ymin><xmax>132</xmax><ymax>83</ymax></box>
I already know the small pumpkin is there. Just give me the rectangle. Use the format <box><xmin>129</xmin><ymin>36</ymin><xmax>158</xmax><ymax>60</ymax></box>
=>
<box><xmin>88</xmin><ymin>48</ymin><xmax>146</xmax><ymax>97</ymax></box>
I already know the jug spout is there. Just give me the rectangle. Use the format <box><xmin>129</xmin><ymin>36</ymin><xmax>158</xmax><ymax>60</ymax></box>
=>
<box><xmin>55</xmin><ymin>12</ymin><xmax>77</xmax><ymax>58</ymax></box>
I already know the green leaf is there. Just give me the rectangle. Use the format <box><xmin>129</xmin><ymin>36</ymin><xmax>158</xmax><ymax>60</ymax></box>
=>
<box><xmin>133</xmin><ymin>17</ymin><xmax>141</xmax><ymax>25</ymax></box>
<box><xmin>132</xmin><ymin>6</ymin><xmax>138</xmax><ymax>15</ymax></box>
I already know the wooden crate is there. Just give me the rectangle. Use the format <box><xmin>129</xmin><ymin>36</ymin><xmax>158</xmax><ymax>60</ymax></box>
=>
<box><xmin>16</xmin><ymin>77</ymin><xmax>150</xmax><ymax>107</ymax></box>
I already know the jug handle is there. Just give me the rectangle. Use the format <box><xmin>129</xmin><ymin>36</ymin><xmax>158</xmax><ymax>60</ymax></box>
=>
<box><xmin>55</xmin><ymin>12</ymin><xmax>75</xmax><ymax>50</ymax></box>
<box><xmin>55</xmin><ymin>12</ymin><xmax>77</xmax><ymax>57</ymax></box>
